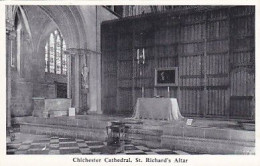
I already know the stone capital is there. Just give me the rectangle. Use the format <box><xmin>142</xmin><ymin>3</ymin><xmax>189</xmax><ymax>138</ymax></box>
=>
<box><xmin>64</xmin><ymin>48</ymin><xmax>86</xmax><ymax>56</ymax></box>
<box><xmin>6</xmin><ymin>29</ymin><xmax>16</xmax><ymax>40</ymax></box>
<box><xmin>6</xmin><ymin>19</ymin><xmax>15</xmax><ymax>32</ymax></box>
<box><xmin>64</xmin><ymin>48</ymin><xmax>101</xmax><ymax>56</ymax></box>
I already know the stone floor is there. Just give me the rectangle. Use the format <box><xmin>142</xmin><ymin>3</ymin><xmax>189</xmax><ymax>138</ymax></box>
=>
<box><xmin>7</xmin><ymin>133</ymin><xmax>189</xmax><ymax>155</ymax></box>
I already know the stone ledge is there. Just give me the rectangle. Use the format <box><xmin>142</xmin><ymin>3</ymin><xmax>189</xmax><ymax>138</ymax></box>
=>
<box><xmin>19</xmin><ymin>123</ymin><xmax>106</xmax><ymax>133</ymax></box>
<box><xmin>129</xmin><ymin>128</ymin><xmax>162</xmax><ymax>136</ymax></box>
<box><xmin>20</xmin><ymin>124</ymin><xmax>107</xmax><ymax>141</ymax></box>
<box><xmin>161</xmin><ymin>135</ymin><xmax>255</xmax><ymax>154</ymax></box>
<box><xmin>163</xmin><ymin>126</ymin><xmax>255</xmax><ymax>142</ymax></box>
<box><xmin>13</xmin><ymin>117</ymin><xmax>108</xmax><ymax>129</ymax></box>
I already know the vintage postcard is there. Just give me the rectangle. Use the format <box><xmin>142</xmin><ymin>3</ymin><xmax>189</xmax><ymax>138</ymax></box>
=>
<box><xmin>1</xmin><ymin>0</ymin><xmax>259</xmax><ymax>166</ymax></box>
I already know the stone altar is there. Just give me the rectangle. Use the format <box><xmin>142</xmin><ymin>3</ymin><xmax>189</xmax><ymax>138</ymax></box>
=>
<box><xmin>32</xmin><ymin>97</ymin><xmax>72</xmax><ymax>118</ymax></box>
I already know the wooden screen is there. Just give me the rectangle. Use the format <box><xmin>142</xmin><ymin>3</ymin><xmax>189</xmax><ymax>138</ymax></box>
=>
<box><xmin>101</xmin><ymin>6</ymin><xmax>255</xmax><ymax>119</ymax></box>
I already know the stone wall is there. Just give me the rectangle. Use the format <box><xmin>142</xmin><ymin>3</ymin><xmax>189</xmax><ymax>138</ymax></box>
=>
<box><xmin>11</xmin><ymin>79</ymin><xmax>33</xmax><ymax>117</ymax></box>
<box><xmin>77</xmin><ymin>6</ymin><xmax>118</xmax><ymax>113</ymax></box>
<box><xmin>9</xmin><ymin>6</ymin><xmax>118</xmax><ymax>117</ymax></box>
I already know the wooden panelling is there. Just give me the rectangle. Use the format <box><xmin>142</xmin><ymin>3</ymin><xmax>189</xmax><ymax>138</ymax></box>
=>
<box><xmin>101</xmin><ymin>6</ymin><xmax>255</xmax><ymax>119</ymax></box>
<box><xmin>231</xmin><ymin>70</ymin><xmax>254</xmax><ymax>96</ymax></box>
<box><xmin>206</xmin><ymin>89</ymin><xmax>228</xmax><ymax>116</ymax></box>
<box><xmin>143</xmin><ymin>87</ymin><xmax>154</xmax><ymax>98</ymax></box>
<box><xmin>179</xmin><ymin>43</ymin><xmax>204</xmax><ymax>55</ymax></box>
<box><xmin>206</xmin><ymin>53</ymin><xmax>229</xmax><ymax>74</ymax></box>
<box><xmin>228</xmin><ymin>6</ymin><xmax>255</xmax><ymax>118</ymax></box>
<box><xmin>180</xmin><ymin>25</ymin><xmax>205</xmax><ymax>43</ymax></box>
<box><xmin>118</xmin><ymin>50</ymin><xmax>132</xmax><ymax>61</ymax></box>
<box><xmin>207</xmin><ymin>20</ymin><xmax>229</xmax><ymax>39</ymax></box>
<box><xmin>179</xmin><ymin>89</ymin><xmax>202</xmax><ymax>116</ymax></box>
<box><xmin>101</xmin><ymin>24</ymin><xmax>118</xmax><ymax>113</ymax></box>
<box><xmin>231</xmin><ymin>17</ymin><xmax>254</xmax><ymax>37</ymax></box>
<box><xmin>206</xmin><ymin>40</ymin><xmax>229</xmax><ymax>53</ymax></box>
<box><xmin>179</xmin><ymin>56</ymin><xmax>202</xmax><ymax>76</ymax></box>
<box><xmin>135</xmin><ymin>78</ymin><xmax>154</xmax><ymax>88</ymax></box>
<box><xmin>207</xmin><ymin>76</ymin><xmax>229</xmax><ymax>87</ymax></box>
<box><xmin>156</xmin><ymin>45</ymin><xmax>178</xmax><ymax>57</ymax></box>
<box><xmin>231</xmin><ymin>6</ymin><xmax>255</xmax><ymax>17</ymax></box>
<box><xmin>118</xmin><ymin>60</ymin><xmax>132</xmax><ymax>79</ymax></box>
<box><xmin>134</xmin><ymin>59</ymin><xmax>154</xmax><ymax>78</ymax></box>
<box><xmin>230</xmin><ymin>96</ymin><xmax>253</xmax><ymax>118</ymax></box>
<box><xmin>231</xmin><ymin>51</ymin><xmax>254</xmax><ymax>68</ymax></box>
<box><xmin>155</xmin><ymin>27</ymin><xmax>179</xmax><ymax>45</ymax></box>
<box><xmin>156</xmin><ymin>87</ymin><xmax>178</xmax><ymax>98</ymax></box>
<box><xmin>102</xmin><ymin>34</ymin><xmax>117</xmax><ymax>51</ymax></box>
<box><xmin>207</xmin><ymin>8</ymin><xmax>228</xmax><ymax>21</ymax></box>
<box><xmin>118</xmin><ymin>33</ymin><xmax>133</xmax><ymax>50</ymax></box>
<box><xmin>182</xmin><ymin>12</ymin><xmax>206</xmax><ymax>25</ymax></box>
<box><xmin>118</xmin><ymin>88</ymin><xmax>132</xmax><ymax>111</ymax></box>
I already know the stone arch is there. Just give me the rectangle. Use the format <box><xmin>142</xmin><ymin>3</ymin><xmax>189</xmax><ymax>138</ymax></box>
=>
<box><xmin>38</xmin><ymin>6</ymin><xmax>87</xmax><ymax>49</ymax></box>
<box><xmin>6</xmin><ymin>5</ymin><xmax>18</xmax><ymax>28</ymax></box>
<box><xmin>17</xmin><ymin>6</ymin><xmax>33</xmax><ymax>41</ymax></box>
<box><xmin>36</xmin><ymin>20</ymin><xmax>58</xmax><ymax>54</ymax></box>
<box><xmin>8</xmin><ymin>5</ymin><xmax>88</xmax><ymax>58</ymax></box>
<box><xmin>7</xmin><ymin>6</ymin><xmax>33</xmax><ymax>44</ymax></box>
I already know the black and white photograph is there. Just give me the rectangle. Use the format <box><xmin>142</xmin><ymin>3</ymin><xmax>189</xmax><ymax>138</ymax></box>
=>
<box><xmin>3</xmin><ymin>2</ymin><xmax>259</xmax><ymax>165</ymax></box>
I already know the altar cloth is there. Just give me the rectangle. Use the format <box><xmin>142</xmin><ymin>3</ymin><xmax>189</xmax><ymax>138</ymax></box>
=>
<box><xmin>132</xmin><ymin>98</ymin><xmax>184</xmax><ymax>121</ymax></box>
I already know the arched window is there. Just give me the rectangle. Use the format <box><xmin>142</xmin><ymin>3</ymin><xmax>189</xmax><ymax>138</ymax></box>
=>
<box><xmin>45</xmin><ymin>30</ymin><xmax>67</xmax><ymax>75</ymax></box>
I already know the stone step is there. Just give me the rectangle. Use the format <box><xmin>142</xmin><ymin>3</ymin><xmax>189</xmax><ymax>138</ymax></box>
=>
<box><xmin>173</xmin><ymin>150</ymin><xmax>190</xmax><ymax>155</ymax></box>
<box><xmin>161</xmin><ymin>135</ymin><xmax>255</xmax><ymax>154</ymax></box>
<box><xmin>14</xmin><ymin>117</ymin><xmax>163</xmax><ymax>146</ymax></box>
<box><xmin>13</xmin><ymin>116</ymin><xmax>108</xmax><ymax>129</ymax></box>
<box><xmin>13</xmin><ymin>116</ymin><xmax>255</xmax><ymax>154</ymax></box>
<box><xmin>163</xmin><ymin>125</ymin><xmax>255</xmax><ymax>142</ymax></box>
<box><xmin>129</xmin><ymin>128</ymin><xmax>162</xmax><ymax>136</ymax></box>
<box><xmin>19</xmin><ymin>123</ymin><xmax>107</xmax><ymax>142</ymax></box>
<box><xmin>49</xmin><ymin>110</ymin><xmax>68</xmax><ymax>117</ymax></box>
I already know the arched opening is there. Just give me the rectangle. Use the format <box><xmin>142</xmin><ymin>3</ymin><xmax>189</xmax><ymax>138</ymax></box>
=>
<box><xmin>44</xmin><ymin>30</ymin><xmax>67</xmax><ymax>75</ymax></box>
<box><xmin>44</xmin><ymin>29</ymin><xmax>68</xmax><ymax>98</ymax></box>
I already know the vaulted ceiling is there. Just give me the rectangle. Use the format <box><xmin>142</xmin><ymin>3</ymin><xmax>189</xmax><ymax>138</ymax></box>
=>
<box><xmin>23</xmin><ymin>5</ymin><xmax>87</xmax><ymax>49</ymax></box>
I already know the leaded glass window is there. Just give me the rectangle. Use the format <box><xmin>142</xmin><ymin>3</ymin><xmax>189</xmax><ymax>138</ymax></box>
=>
<box><xmin>45</xmin><ymin>30</ymin><xmax>67</xmax><ymax>75</ymax></box>
<box><xmin>45</xmin><ymin>42</ymin><xmax>49</xmax><ymax>72</ymax></box>
<box><xmin>56</xmin><ymin>35</ymin><xmax>61</xmax><ymax>74</ymax></box>
<box><xmin>62</xmin><ymin>40</ymin><xmax>67</xmax><ymax>75</ymax></box>
<box><xmin>49</xmin><ymin>33</ymin><xmax>55</xmax><ymax>73</ymax></box>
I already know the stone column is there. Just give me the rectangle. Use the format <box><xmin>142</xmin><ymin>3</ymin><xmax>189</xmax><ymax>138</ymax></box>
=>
<box><xmin>65</xmin><ymin>48</ymin><xmax>88</xmax><ymax>114</ymax></box>
<box><xmin>74</xmin><ymin>51</ymin><xmax>80</xmax><ymax>113</ymax></box>
<box><xmin>66</xmin><ymin>53</ymin><xmax>71</xmax><ymax>99</ymax></box>
<box><xmin>65</xmin><ymin>49</ymin><xmax>80</xmax><ymax>113</ymax></box>
<box><xmin>65</xmin><ymin>48</ymin><xmax>102</xmax><ymax>115</ymax></box>
<box><xmin>6</xmin><ymin>25</ymin><xmax>16</xmax><ymax>128</ymax></box>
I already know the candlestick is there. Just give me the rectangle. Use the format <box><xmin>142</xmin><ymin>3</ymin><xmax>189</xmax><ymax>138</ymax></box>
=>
<box><xmin>142</xmin><ymin>86</ymin><xmax>144</xmax><ymax>98</ymax></box>
<box><xmin>137</xmin><ymin>49</ymin><xmax>139</xmax><ymax>64</ymax></box>
<box><xmin>167</xmin><ymin>86</ymin><xmax>170</xmax><ymax>98</ymax></box>
<box><xmin>142</xmin><ymin>48</ymin><xmax>145</xmax><ymax>64</ymax></box>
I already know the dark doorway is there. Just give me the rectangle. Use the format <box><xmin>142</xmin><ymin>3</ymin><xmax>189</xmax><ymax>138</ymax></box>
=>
<box><xmin>55</xmin><ymin>82</ymin><xmax>67</xmax><ymax>98</ymax></box>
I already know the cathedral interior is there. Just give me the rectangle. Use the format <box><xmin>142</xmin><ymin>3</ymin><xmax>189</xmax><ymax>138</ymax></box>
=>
<box><xmin>5</xmin><ymin>5</ymin><xmax>255</xmax><ymax>155</ymax></box>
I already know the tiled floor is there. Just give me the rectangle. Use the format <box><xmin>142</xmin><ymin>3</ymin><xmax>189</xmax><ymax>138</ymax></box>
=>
<box><xmin>7</xmin><ymin>133</ymin><xmax>189</xmax><ymax>155</ymax></box>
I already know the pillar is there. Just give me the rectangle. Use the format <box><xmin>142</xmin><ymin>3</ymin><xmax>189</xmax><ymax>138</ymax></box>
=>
<box><xmin>65</xmin><ymin>48</ymin><xmax>102</xmax><ymax>115</ymax></box>
<box><xmin>6</xmin><ymin>23</ymin><xmax>16</xmax><ymax>128</ymax></box>
<box><xmin>66</xmin><ymin>53</ymin><xmax>71</xmax><ymax>99</ymax></box>
<box><xmin>65</xmin><ymin>49</ymin><xmax>81</xmax><ymax>114</ymax></box>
